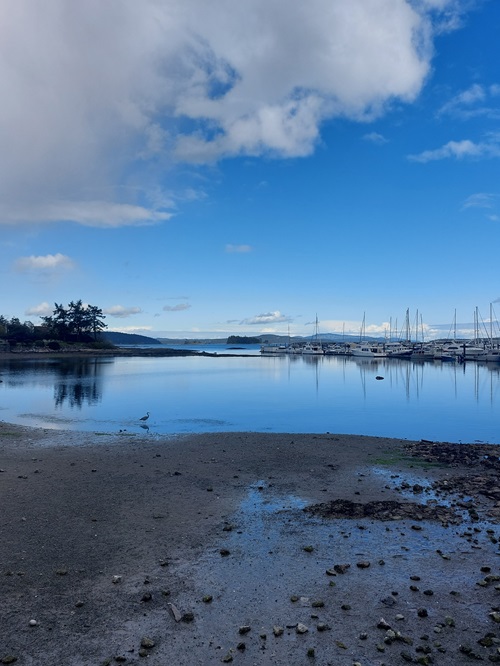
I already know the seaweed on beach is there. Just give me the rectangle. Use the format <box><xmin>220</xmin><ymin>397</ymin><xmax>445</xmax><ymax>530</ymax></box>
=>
<box><xmin>304</xmin><ymin>498</ymin><xmax>458</xmax><ymax>523</ymax></box>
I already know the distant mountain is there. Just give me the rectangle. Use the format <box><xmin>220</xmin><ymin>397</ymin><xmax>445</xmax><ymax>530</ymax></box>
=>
<box><xmin>257</xmin><ymin>332</ymin><xmax>386</xmax><ymax>343</ymax></box>
<box><xmin>103</xmin><ymin>332</ymin><xmax>161</xmax><ymax>346</ymax></box>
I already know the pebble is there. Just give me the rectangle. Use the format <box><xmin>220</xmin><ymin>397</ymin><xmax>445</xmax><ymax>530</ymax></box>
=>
<box><xmin>296</xmin><ymin>623</ymin><xmax>308</xmax><ymax>634</ymax></box>
<box><xmin>273</xmin><ymin>626</ymin><xmax>284</xmax><ymax>636</ymax></box>
<box><xmin>140</xmin><ymin>637</ymin><xmax>155</xmax><ymax>649</ymax></box>
<box><xmin>356</xmin><ymin>561</ymin><xmax>370</xmax><ymax>568</ymax></box>
<box><xmin>28</xmin><ymin>619</ymin><xmax>37</xmax><ymax>627</ymax></box>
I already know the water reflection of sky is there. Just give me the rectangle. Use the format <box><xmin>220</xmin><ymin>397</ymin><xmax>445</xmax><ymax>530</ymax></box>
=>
<box><xmin>0</xmin><ymin>353</ymin><xmax>499</xmax><ymax>443</ymax></box>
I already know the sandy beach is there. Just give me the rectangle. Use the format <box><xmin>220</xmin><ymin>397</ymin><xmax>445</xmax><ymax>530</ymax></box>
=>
<box><xmin>2</xmin><ymin>422</ymin><xmax>500</xmax><ymax>665</ymax></box>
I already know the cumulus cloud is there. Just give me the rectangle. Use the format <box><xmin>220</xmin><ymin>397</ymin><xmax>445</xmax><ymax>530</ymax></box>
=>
<box><xmin>25</xmin><ymin>302</ymin><xmax>54</xmax><ymax>317</ymax></box>
<box><xmin>163</xmin><ymin>303</ymin><xmax>191</xmax><ymax>312</ymax></box>
<box><xmin>14</xmin><ymin>253</ymin><xmax>75</xmax><ymax>272</ymax></box>
<box><xmin>408</xmin><ymin>137</ymin><xmax>500</xmax><ymax>162</ymax></box>
<box><xmin>225</xmin><ymin>244</ymin><xmax>253</xmax><ymax>253</ymax></box>
<box><xmin>0</xmin><ymin>0</ymin><xmax>460</xmax><ymax>226</ymax></box>
<box><xmin>103</xmin><ymin>305</ymin><xmax>143</xmax><ymax>318</ymax></box>
<box><xmin>240</xmin><ymin>311</ymin><xmax>292</xmax><ymax>325</ymax></box>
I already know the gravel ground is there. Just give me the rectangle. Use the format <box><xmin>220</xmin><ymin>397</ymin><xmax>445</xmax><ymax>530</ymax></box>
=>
<box><xmin>2</xmin><ymin>422</ymin><xmax>500</xmax><ymax>665</ymax></box>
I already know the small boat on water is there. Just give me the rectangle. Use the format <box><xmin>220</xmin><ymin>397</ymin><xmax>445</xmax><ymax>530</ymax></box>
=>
<box><xmin>350</xmin><ymin>343</ymin><xmax>386</xmax><ymax>358</ymax></box>
<box><xmin>260</xmin><ymin>343</ymin><xmax>288</xmax><ymax>354</ymax></box>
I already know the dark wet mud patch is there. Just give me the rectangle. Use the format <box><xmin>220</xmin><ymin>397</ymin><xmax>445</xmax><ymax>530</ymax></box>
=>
<box><xmin>305</xmin><ymin>498</ymin><xmax>459</xmax><ymax>524</ymax></box>
<box><xmin>405</xmin><ymin>441</ymin><xmax>500</xmax><ymax>470</ymax></box>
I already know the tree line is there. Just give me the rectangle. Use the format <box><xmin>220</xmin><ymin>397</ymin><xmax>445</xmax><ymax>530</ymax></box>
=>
<box><xmin>0</xmin><ymin>300</ymin><xmax>107</xmax><ymax>346</ymax></box>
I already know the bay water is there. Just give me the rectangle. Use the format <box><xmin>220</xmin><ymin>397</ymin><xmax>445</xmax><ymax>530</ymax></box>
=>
<box><xmin>0</xmin><ymin>349</ymin><xmax>499</xmax><ymax>444</ymax></box>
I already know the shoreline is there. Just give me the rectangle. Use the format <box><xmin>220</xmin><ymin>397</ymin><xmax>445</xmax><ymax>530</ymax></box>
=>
<box><xmin>0</xmin><ymin>346</ymin><xmax>260</xmax><ymax>361</ymax></box>
<box><xmin>2</xmin><ymin>423</ymin><xmax>500</xmax><ymax>664</ymax></box>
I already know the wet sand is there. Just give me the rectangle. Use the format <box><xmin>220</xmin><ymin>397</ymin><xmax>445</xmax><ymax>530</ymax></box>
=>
<box><xmin>2</xmin><ymin>422</ymin><xmax>500</xmax><ymax>665</ymax></box>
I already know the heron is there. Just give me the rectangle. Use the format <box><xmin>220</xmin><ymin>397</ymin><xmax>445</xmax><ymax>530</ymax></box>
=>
<box><xmin>139</xmin><ymin>411</ymin><xmax>150</xmax><ymax>422</ymax></box>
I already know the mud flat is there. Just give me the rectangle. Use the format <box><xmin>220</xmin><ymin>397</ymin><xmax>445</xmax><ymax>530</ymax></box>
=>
<box><xmin>2</xmin><ymin>422</ymin><xmax>500</xmax><ymax>665</ymax></box>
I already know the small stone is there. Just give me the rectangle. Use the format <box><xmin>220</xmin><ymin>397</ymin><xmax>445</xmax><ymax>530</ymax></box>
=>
<box><xmin>341</xmin><ymin>604</ymin><xmax>351</xmax><ymax>610</ymax></box>
<box><xmin>306</xmin><ymin>648</ymin><xmax>315</xmax><ymax>657</ymax></box>
<box><xmin>316</xmin><ymin>622</ymin><xmax>329</xmax><ymax>632</ymax></box>
<box><xmin>141</xmin><ymin>592</ymin><xmax>152</xmax><ymax>602</ymax></box>
<box><xmin>140</xmin><ymin>637</ymin><xmax>155</xmax><ymax>649</ymax></box>
<box><xmin>357</xmin><ymin>561</ymin><xmax>370</xmax><ymax>568</ymax></box>
<box><xmin>202</xmin><ymin>595</ymin><xmax>213</xmax><ymax>603</ymax></box>
<box><xmin>28</xmin><ymin>619</ymin><xmax>37</xmax><ymax>626</ymax></box>
<box><xmin>378</xmin><ymin>618</ymin><xmax>391</xmax><ymax>630</ymax></box>
<box><xmin>418</xmin><ymin>608</ymin><xmax>428</xmax><ymax>618</ymax></box>
<box><xmin>221</xmin><ymin>653</ymin><xmax>233</xmax><ymax>663</ymax></box>
<box><xmin>138</xmin><ymin>648</ymin><xmax>148</xmax><ymax>658</ymax></box>
<box><xmin>423</xmin><ymin>589</ymin><xmax>434</xmax><ymax>596</ymax></box>
<box><xmin>395</xmin><ymin>614</ymin><xmax>405</xmax><ymax>621</ymax></box>
<box><xmin>220</xmin><ymin>549</ymin><xmax>230</xmax><ymax>557</ymax></box>
<box><xmin>181</xmin><ymin>612</ymin><xmax>194</xmax><ymax>622</ymax></box>
<box><xmin>311</xmin><ymin>600</ymin><xmax>324</xmax><ymax>608</ymax></box>
<box><xmin>239</xmin><ymin>625</ymin><xmax>251</xmax><ymax>635</ymax></box>
<box><xmin>303</xmin><ymin>545</ymin><xmax>314</xmax><ymax>552</ymax></box>
<box><xmin>1</xmin><ymin>658</ymin><xmax>17</xmax><ymax>665</ymax></box>
<box><xmin>236</xmin><ymin>643</ymin><xmax>245</xmax><ymax>651</ymax></box>
<box><xmin>296</xmin><ymin>623</ymin><xmax>308</xmax><ymax>634</ymax></box>
<box><xmin>112</xmin><ymin>575</ymin><xmax>122</xmax><ymax>584</ymax></box>
<box><xmin>55</xmin><ymin>569</ymin><xmax>68</xmax><ymax>576</ymax></box>
<box><xmin>273</xmin><ymin>626</ymin><xmax>284</xmax><ymax>636</ymax></box>
<box><xmin>334</xmin><ymin>564</ymin><xmax>350</xmax><ymax>574</ymax></box>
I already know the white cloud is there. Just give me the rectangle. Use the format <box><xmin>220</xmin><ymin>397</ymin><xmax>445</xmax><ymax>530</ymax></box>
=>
<box><xmin>163</xmin><ymin>303</ymin><xmax>191</xmax><ymax>312</ymax></box>
<box><xmin>1</xmin><ymin>201</ymin><xmax>173</xmax><ymax>228</ymax></box>
<box><xmin>25</xmin><ymin>302</ymin><xmax>54</xmax><ymax>317</ymax></box>
<box><xmin>225</xmin><ymin>244</ymin><xmax>253</xmax><ymax>253</ymax></box>
<box><xmin>240</xmin><ymin>311</ymin><xmax>292</xmax><ymax>325</ymax></box>
<box><xmin>14</xmin><ymin>253</ymin><xmax>75</xmax><ymax>272</ymax></box>
<box><xmin>408</xmin><ymin>137</ymin><xmax>500</xmax><ymax>162</ymax></box>
<box><xmin>0</xmin><ymin>0</ymin><xmax>460</xmax><ymax>226</ymax></box>
<box><xmin>103</xmin><ymin>305</ymin><xmax>143</xmax><ymax>318</ymax></box>
<box><xmin>462</xmin><ymin>193</ymin><xmax>497</xmax><ymax>209</ymax></box>
<box><xmin>438</xmin><ymin>83</ymin><xmax>500</xmax><ymax>120</ymax></box>
<box><xmin>362</xmin><ymin>132</ymin><xmax>389</xmax><ymax>144</ymax></box>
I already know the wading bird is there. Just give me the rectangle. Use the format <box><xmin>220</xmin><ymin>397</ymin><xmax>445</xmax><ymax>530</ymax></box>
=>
<box><xmin>139</xmin><ymin>411</ymin><xmax>150</xmax><ymax>422</ymax></box>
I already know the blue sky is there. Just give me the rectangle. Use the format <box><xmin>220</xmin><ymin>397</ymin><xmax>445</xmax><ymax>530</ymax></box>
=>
<box><xmin>1</xmin><ymin>0</ymin><xmax>500</xmax><ymax>340</ymax></box>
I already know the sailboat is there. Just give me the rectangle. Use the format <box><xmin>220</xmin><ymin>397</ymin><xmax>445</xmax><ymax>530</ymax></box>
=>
<box><xmin>302</xmin><ymin>315</ymin><xmax>324</xmax><ymax>354</ymax></box>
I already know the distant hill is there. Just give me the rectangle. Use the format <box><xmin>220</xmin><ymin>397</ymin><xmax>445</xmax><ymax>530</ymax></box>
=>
<box><xmin>103</xmin><ymin>332</ymin><xmax>161</xmax><ymax>346</ymax></box>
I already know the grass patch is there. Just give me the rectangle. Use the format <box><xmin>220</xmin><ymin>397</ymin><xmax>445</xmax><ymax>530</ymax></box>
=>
<box><xmin>0</xmin><ymin>431</ymin><xmax>23</xmax><ymax>438</ymax></box>
<box><xmin>372</xmin><ymin>452</ymin><xmax>445</xmax><ymax>469</ymax></box>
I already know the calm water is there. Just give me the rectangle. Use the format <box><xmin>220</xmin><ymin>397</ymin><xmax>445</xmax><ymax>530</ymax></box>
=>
<box><xmin>0</xmin><ymin>350</ymin><xmax>499</xmax><ymax>443</ymax></box>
